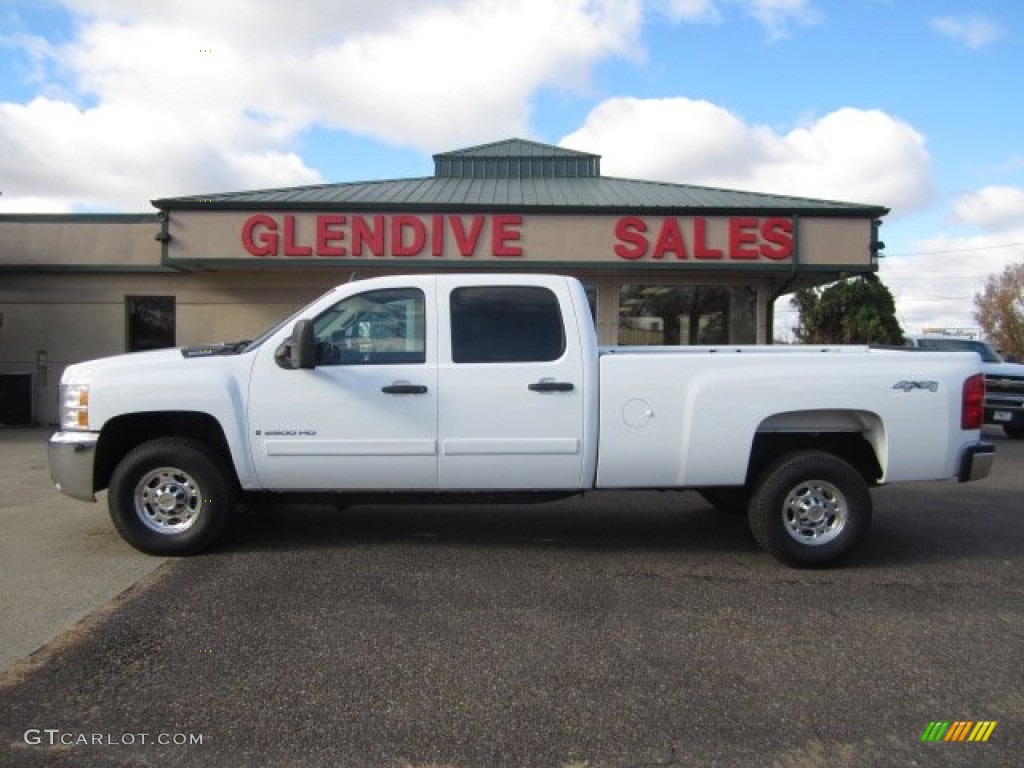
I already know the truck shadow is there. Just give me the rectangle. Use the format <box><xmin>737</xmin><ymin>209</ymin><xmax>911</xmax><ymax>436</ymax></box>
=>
<box><xmin>220</xmin><ymin>491</ymin><xmax>759</xmax><ymax>557</ymax></box>
<box><xmin>217</xmin><ymin>482</ymin><xmax>1024</xmax><ymax>571</ymax></box>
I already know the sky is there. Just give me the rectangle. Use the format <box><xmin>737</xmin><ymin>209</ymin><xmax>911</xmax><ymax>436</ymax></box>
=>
<box><xmin>1</xmin><ymin>0</ymin><xmax>1022</xmax><ymax>338</ymax></box>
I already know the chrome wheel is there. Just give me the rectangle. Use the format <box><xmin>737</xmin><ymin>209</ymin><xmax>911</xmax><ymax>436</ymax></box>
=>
<box><xmin>110</xmin><ymin>438</ymin><xmax>233</xmax><ymax>555</ymax></box>
<box><xmin>134</xmin><ymin>466</ymin><xmax>203</xmax><ymax>534</ymax></box>
<box><xmin>748</xmin><ymin>450</ymin><xmax>872</xmax><ymax>567</ymax></box>
<box><xmin>782</xmin><ymin>479</ymin><xmax>847</xmax><ymax>546</ymax></box>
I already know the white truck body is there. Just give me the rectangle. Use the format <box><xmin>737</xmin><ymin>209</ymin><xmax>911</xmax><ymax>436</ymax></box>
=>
<box><xmin>49</xmin><ymin>274</ymin><xmax>994</xmax><ymax>566</ymax></box>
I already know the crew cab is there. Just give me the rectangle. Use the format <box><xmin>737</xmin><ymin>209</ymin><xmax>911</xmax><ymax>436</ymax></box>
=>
<box><xmin>905</xmin><ymin>334</ymin><xmax>1024</xmax><ymax>439</ymax></box>
<box><xmin>49</xmin><ymin>274</ymin><xmax>994</xmax><ymax>566</ymax></box>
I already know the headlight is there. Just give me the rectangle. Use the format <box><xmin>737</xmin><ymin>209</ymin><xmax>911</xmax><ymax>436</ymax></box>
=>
<box><xmin>60</xmin><ymin>384</ymin><xmax>90</xmax><ymax>430</ymax></box>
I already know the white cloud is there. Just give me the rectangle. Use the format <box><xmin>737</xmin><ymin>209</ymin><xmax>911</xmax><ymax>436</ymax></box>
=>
<box><xmin>880</xmin><ymin>231</ymin><xmax>1024</xmax><ymax>336</ymax></box>
<box><xmin>657</xmin><ymin>0</ymin><xmax>721</xmax><ymax>24</ymax></box>
<box><xmin>881</xmin><ymin>185</ymin><xmax>1024</xmax><ymax>334</ymax></box>
<box><xmin>297</xmin><ymin>0</ymin><xmax>644</xmax><ymax>148</ymax></box>
<box><xmin>561</xmin><ymin>97</ymin><xmax>933</xmax><ymax>213</ymax></box>
<box><xmin>0</xmin><ymin>194</ymin><xmax>73</xmax><ymax>214</ymax></box>
<box><xmin>657</xmin><ymin>0</ymin><xmax>819</xmax><ymax>38</ymax></box>
<box><xmin>0</xmin><ymin>0</ymin><xmax>646</xmax><ymax>211</ymax></box>
<box><xmin>930</xmin><ymin>14</ymin><xmax>1006</xmax><ymax>50</ymax></box>
<box><xmin>745</xmin><ymin>0</ymin><xmax>821</xmax><ymax>39</ymax></box>
<box><xmin>952</xmin><ymin>186</ymin><xmax>1024</xmax><ymax>232</ymax></box>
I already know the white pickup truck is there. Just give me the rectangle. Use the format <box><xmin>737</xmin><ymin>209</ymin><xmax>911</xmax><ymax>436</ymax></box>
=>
<box><xmin>49</xmin><ymin>274</ymin><xmax>994</xmax><ymax>567</ymax></box>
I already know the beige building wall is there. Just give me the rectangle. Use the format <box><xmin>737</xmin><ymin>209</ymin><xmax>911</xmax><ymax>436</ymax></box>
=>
<box><xmin>0</xmin><ymin>216</ymin><xmax>161</xmax><ymax>267</ymax></box>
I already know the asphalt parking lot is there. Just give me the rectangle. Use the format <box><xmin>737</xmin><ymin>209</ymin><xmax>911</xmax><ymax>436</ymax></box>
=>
<box><xmin>1</xmin><ymin>427</ymin><xmax>1021</xmax><ymax>767</ymax></box>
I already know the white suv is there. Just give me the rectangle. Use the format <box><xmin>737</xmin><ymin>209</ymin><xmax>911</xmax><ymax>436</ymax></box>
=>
<box><xmin>906</xmin><ymin>335</ymin><xmax>1024</xmax><ymax>439</ymax></box>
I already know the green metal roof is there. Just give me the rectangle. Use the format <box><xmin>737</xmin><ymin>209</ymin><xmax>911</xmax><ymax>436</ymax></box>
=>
<box><xmin>153</xmin><ymin>138</ymin><xmax>888</xmax><ymax>218</ymax></box>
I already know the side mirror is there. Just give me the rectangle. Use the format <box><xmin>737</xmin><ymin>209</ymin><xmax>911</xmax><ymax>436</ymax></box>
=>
<box><xmin>275</xmin><ymin>319</ymin><xmax>317</xmax><ymax>370</ymax></box>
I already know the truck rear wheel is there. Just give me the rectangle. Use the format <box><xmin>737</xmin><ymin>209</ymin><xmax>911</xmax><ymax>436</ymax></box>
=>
<box><xmin>748</xmin><ymin>450</ymin><xmax>871</xmax><ymax>567</ymax></box>
<box><xmin>108</xmin><ymin>438</ymin><xmax>233</xmax><ymax>555</ymax></box>
<box><xmin>1003</xmin><ymin>425</ymin><xmax>1024</xmax><ymax>440</ymax></box>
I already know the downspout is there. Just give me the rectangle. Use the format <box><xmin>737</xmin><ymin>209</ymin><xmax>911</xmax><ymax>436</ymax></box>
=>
<box><xmin>767</xmin><ymin>214</ymin><xmax>800</xmax><ymax>343</ymax></box>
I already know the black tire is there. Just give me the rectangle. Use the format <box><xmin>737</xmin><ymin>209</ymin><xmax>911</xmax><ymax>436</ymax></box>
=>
<box><xmin>1003</xmin><ymin>425</ymin><xmax>1024</xmax><ymax>440</ymax></box>
<box><xmin>748</xmin><ymin>450</ymin><xmax>871</xmax><ymax>568</ymax></box>
<box><xmin>108</xmin><ymin>438</ymin><xmax>234</xmax><ymax>555</ymax></box>
<box><xmin>697</xmin><ymin>487</ymin><xmax>749</xmax><ymax>515</ymax></box>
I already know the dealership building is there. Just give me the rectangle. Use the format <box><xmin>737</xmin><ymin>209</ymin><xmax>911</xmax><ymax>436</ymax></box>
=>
<box><xmin>0</xmin><ymin>138</ymin><xmax>886</xmax><ymax>425</ymax></box>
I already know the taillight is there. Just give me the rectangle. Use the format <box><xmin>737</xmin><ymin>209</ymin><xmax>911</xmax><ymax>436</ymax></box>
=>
<box><xmin>962</xmin><ymin>374</ymin><xmax>984</xmax><ymax>430</ymax></box>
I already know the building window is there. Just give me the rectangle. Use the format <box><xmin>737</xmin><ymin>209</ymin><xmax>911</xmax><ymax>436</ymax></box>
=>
<box><xmin>126</xmin><ymin>296</ymin><xmax>176</xmax><ymax>352</ymax></box>
<box><xmin>618</xmin><ymin>284</ymin><xmax>756</xmax><ymax>345</ymax></box>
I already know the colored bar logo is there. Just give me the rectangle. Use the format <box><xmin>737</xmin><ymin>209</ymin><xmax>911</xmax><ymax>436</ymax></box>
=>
<box><xmin>921</xmin><ymin>721</ymin><xmax>997</xmax><ymax>742</ymax></box>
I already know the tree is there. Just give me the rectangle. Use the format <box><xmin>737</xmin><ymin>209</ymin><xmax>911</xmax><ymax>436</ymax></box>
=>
<box><xmin>791</xmin><ymin>273</ymin><xmax>904</xmax><ymax>345</ymax></box>
<box><xmin>974</xmin><ymin>263</ymin><xmax>1024</xmax><ymax>360</ymax></box>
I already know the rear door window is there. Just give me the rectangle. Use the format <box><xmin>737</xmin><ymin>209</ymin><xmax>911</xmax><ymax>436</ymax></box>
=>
<box><xmin>450</xmin><ymin>286</ymin><xmax>565</xmax><ymax>363</ymax></box>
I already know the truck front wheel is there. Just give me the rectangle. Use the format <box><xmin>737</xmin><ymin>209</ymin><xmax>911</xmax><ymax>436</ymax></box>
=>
<box><xmin>108</xmin><ymin>438</ymin><xmax>233</xmax><ymax>555</ymax></box>
<box><xmin>748</xmin><ymin>450</ymin><xmax>871</xmax><ymax>567</ymax></box>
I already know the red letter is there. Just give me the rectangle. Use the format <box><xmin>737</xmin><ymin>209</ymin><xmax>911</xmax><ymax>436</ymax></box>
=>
<box><xmin>653</xmin><ymin>218</ymin><xmax>687</xmax><ymax>260</ymax></box>
<box><xmin>450</xmin><ymin>215</ymin><xmax>485</xmax><ymax>257</ymax></box>
<box><xmin>283</xmin><ymin>215</ymin><xmax>312</xmax><ymax>257</ymax></box>
<box><xmin>760</xmin><ymin>218</ymin><xmax>793</xmax><ymax>260</ymax></box>
<box><xmin>431</xmin><ymin>215</ymin><xmax>444</xmax><ymax>256</ymax></box>
<box><xmin>614</xmin><ymin>216</ymin><xmax>647</xmax><ymax>260</ymax></box>
<box><xmin>694</xmin><ymin>217</ymin><xmax>723</xmax><ymax>260</ymax></box>
<box><xmin>391</xmin><ymin>215</ymin><xmax>426</xmax><ymax>257</ymax></box>
<box><xmin>728</xmin><ymin>217</ymin><xmax>759</xmax><ymax>260</ymax></box>
<box><xmin>316</xmin><ymin>215</ymin><xmax>346</xmax><ymax>257</ymax></box>
<box><xmin>492</xmin><ymin>214</ymin><xmax>523</xmax><ymax>257</ymax></box>
<box><xmin>351</xmin><ymin>215</ymin><xmax>385</xmax><ymax>257</ymax></box>
<box><xmin>241</xmin><ymin>214</ymin><xmax>278</xmax><ymax>257</ymax></box>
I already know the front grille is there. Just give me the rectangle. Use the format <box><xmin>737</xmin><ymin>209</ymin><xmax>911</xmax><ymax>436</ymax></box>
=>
<box><xmin>984</xmin><ymin>375</ymin><xmax>1024</xmax><ymax>395</ymax></box>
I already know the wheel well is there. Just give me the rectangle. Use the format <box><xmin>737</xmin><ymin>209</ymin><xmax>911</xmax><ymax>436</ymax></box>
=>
<box><xmin>748</xmin><ymin>432</ymin><xmax>883</xmax><ymax>486</ymax></box>
<box><xmin>95</xmin><ymin>412</ymin><xmax>235</xmax><ymax>493</ymax></box>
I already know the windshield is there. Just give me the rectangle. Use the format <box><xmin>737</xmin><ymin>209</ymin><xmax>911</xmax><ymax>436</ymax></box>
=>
<box><xmin>915</xmin><ymin>338</ymin><xmax>1003</xmax><ymax>363</ymax></box>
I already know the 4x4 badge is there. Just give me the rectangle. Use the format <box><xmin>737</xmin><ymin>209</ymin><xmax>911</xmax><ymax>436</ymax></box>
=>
<box><xmin>893</xmin><ymin>380</ymin><xmax>939</xmax><ymax>392</ymax></box>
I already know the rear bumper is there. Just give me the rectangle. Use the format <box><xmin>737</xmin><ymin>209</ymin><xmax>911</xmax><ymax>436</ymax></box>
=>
<box><xmin>48</xmin><ymin>431</ymin><xmax>100</xmax><ymax>502</ymax></box>
<box><xmin>958</xmin><ymin>441</ymin><xmax>995</xmax><ymax>483</ymax></box>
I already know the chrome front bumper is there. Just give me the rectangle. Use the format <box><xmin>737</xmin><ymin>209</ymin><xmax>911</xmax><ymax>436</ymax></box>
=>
<box><xmin>48</xmin><ymin>431</ymin><xmax>100</xmax><ymax>502</ymax></box>
<box><xmin>958</xmin><ymin>441</ymin><xmax>995</xmax><ymax>483</ymax></box>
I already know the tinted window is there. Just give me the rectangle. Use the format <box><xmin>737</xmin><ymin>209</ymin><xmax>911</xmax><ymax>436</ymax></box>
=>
<box><xmin>314</xmin><ymin>288</ymin><xmax>425</xmax><ymax>365</ymax></box>
<box><xmin>451</xmin><ymin>286</ymin><xmax>565</xmax><ymax>363</ymax></box>
<box><xmin>126</xmin><ymin>296</ymin><xmax>175</xmax><ymax>352</ymax></box>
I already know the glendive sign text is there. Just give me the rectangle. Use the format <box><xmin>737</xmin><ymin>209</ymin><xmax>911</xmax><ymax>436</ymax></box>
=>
<box><xmin>239</xmin><ymin>213</ymin><xmax>795</xmax><ymax>262</ymax></box>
